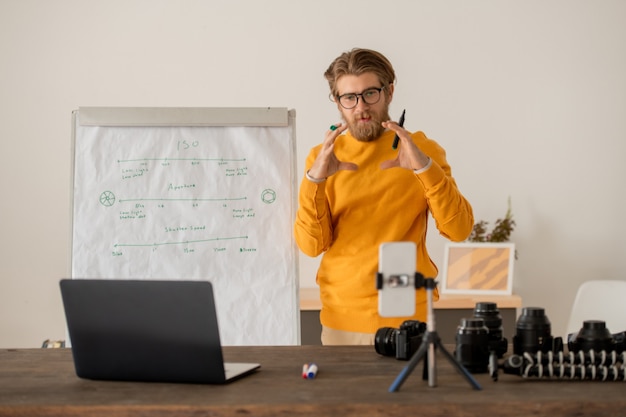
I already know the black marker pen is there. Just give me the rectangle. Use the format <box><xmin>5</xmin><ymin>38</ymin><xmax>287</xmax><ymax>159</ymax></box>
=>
<box><xmin>391</xmin><ymin>109</ymin><xmax>406</xmax><ymax>150</ymax></box>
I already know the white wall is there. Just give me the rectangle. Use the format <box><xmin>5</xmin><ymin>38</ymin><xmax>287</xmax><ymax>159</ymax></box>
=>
<box><xmin>1</xmin><ymin>0</ymin><xmax>625</xmax><ymax>348</ymax></box>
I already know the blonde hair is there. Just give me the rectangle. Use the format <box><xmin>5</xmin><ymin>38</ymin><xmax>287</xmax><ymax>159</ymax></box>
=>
<box><xmin>324</xmin><ymin>48</ymin><xmax>396</xmax><ymax>98</ymax></box>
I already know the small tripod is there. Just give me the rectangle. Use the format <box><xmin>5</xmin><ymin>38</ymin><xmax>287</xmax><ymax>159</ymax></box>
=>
<box><xmin>388</xmin><ymin>276</ymin><xmax>482</xmax><ymax>392</ymax></box>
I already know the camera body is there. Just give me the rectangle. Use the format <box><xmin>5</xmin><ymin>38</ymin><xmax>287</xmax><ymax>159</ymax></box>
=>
<box><xmin>375</xmin><ymin>320</ymin><xmax>426</xmax><ymax>360</ymax></box>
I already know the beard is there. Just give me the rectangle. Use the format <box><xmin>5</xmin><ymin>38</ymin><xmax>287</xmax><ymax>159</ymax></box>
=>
<box><xmin>342</xmin><ymin>106</ymin><xmax>391</xmax><ymax>142</ymax></box>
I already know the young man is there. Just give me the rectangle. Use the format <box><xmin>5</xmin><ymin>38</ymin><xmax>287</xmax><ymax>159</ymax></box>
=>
<box><xmin>294</xmin><ymin>48</ymin><xmax>474</xmax><ymax>345</ymax></box>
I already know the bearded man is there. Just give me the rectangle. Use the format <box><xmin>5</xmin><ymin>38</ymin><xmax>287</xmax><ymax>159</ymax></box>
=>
<box><xmin>294</xmin><ymin>48</ymin><xmax>474</xmax><ymax>345</ymax></box>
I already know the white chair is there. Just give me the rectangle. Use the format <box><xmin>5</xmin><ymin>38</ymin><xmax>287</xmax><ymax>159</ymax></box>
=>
<box><xmin>565</xmin><ymin>280</ymin><xmax>626</xmax><ymax>337</ymax></box>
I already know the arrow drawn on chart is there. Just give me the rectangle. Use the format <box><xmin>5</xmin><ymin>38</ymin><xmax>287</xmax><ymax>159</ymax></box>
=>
<box><xmin>114</xmin><ymin>235</ymin><xmax>248</xmax><ymax>248</ymax></box>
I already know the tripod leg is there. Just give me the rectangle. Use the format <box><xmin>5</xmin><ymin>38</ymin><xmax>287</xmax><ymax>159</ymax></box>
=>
<box><xmin>387</xmin><ymin>278</ymin><xmax>482</xmax><ymax>392</ymax></box>
<box><xmin>420</xmin><ymin>332</ymin><xmax>434</xmax><ymax>382</ymax></box>
<box><xmin>435</xmin><ymin>340</ymin><xmax>482</xmax><ymax>390</ymax></box>
<box><xmin>388</xmin><ymin>340</ymin><xmax>429</xmax><ymax>392</ymax></box>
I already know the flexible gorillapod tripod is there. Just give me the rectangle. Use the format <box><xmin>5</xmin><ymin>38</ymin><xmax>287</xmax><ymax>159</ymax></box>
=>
<box><xmin>388</xmin><ymin>277</ymin><xmax>482</xmax><ymax>392</ymax></box>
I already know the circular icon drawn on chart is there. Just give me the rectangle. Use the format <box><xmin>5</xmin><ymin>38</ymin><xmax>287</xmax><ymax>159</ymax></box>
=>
<box><xmin>261</xmin><ymin>189</ymin><xmax>277</xmax><ymax>204</ymax></box>
<box><xmin>99</xmin><ymin>191</ymin><xmax>116</xmax><ymax>207</ymax></box>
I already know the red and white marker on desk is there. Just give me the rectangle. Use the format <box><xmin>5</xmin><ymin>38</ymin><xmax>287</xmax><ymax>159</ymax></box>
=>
<box><xmin>302</xmin><ymin>363</ymin><xmax>318</xmax><ymax>379</ymax></box>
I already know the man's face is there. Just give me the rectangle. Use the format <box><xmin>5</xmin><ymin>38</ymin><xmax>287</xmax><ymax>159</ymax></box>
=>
<box><xmin>334</xmin><ymin>72</ymin><xmax>393</xmax><ymax>142</ymax></box>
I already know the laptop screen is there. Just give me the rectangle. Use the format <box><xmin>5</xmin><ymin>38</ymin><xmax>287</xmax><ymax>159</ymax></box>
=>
<box><xmin>60</xmin><ymin>279</ymin><xmax>259</xmax><ymax>384</ymax></box>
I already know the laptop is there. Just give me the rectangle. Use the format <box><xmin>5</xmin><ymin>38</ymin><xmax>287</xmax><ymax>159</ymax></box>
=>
<box><xmin>60</xmin><ymin>279</ymin><xmax>260</xmax><ymax>384</ymax></box>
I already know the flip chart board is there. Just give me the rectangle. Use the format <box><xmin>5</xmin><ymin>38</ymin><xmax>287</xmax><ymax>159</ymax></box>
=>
<box><xmin>70</xmin><ymin>107</ymin><xmax>299</xmax><ymax>345</ymax></box>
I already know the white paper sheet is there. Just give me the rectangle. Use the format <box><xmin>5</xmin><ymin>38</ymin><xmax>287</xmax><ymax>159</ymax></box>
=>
<box><xmin>71</xmin><ymin>114</ymin><xmax>299</xmax><ymax>345</ymax></box>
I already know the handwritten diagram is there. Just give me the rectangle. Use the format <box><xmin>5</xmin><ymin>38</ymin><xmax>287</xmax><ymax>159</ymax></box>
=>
<box><xmin>72</xmin><ymin>114</ymin><xmax>297</xmax><ymax>345</ymax></box>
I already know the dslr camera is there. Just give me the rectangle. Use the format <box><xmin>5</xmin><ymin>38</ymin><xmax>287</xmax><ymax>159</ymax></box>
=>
<box><xmin>375</xmin><ymin>320</ymin><xmax>426</xmax><ymax>360</ymax></box>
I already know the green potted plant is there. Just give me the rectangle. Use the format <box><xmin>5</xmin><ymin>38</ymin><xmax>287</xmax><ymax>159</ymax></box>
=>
<box><xmin>468</xmin><ymin>198</ymin><xmax>516</xmax><ymax>243</ymax></box>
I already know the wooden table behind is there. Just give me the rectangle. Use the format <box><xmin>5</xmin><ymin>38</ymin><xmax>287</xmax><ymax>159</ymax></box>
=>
<box><xmin>1</xmin><ymin>346</ymin><xmax>624</xmax><ymax>417</ymax></box>
<box><xmin>299</xmin><ymin>288</ymin><xmax>523</xmax><ymax>345</ymax></box>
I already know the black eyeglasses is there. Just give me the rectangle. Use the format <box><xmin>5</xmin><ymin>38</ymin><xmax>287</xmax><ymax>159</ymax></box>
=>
<box><xmin>333</xmin><ymin>86</ymin><xmax>386</xmax><ymax>109</ymax></box>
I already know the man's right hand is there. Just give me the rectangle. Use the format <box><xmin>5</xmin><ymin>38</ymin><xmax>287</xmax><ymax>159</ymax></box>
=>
<box><xmin>307</xmin><ymin>123</ymin><xmax>358</xmax><ymax>181</ymax></box>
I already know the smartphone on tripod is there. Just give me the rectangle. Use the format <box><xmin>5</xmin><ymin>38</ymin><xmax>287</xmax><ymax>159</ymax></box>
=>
<box><xmin>377</xmin><ymin>242</ymin><xmax>417</xmax><ymax>317</ymax></box>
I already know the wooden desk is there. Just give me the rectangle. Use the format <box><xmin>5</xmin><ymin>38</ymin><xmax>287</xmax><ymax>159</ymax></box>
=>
<box><xmin>300</xmin><ymin>288</ymin><xmax>522</xmax><ymax>345</ymax></box>
<box><xmin>2</xmin><ymin>347</ymin><xmax>624</xmax><ymax>417</ymax></box>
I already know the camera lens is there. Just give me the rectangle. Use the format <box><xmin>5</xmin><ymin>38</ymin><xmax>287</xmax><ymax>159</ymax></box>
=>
<box><xmin>374</xmin><ymin>327</ymin><xmax>397</xmax><ymax>357</ymax></box>
<box><xmin>474</xmin><ymin>302</ymin><xmax>503</xmax><ymax>340</ymax></box>
<box><xmin>474</xmin><ymin>302</ymin><xmax>508</xmax><ymax>358</ymax></box>
<box><xmin>568</xmin><ymin>320</ymin><xmax>614</xmax><ymax>353</ymax></box>
<box><xmin>513</xmin><ymin>307</ymin><xmax>553</xmax><ymax>355</ymax></box>
<box><xmin>455</xmin><ymin>318</ymin><xmax>490</xmax><ymax>373</ymax></box>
